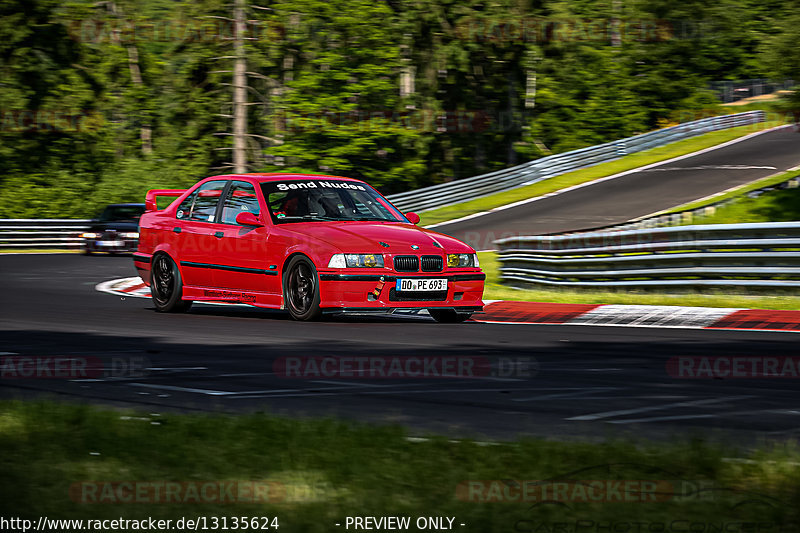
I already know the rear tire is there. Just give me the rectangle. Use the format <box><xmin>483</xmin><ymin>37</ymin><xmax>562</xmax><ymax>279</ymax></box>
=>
<box><xmin>429</xmin><ymin>309</ymin><xmax>472</xmax><ymax>323</ymax></box>
<box><xmin>283</xmin><ymin>256</ymin><xmax>322</xmax><ymax>321</ymax></box>
<box><xmin>150</xmin><ymin>253</ymin><xmax>193</xmax><ymax>313</ymax></box>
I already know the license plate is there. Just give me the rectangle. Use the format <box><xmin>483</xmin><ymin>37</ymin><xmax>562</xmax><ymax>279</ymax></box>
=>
<box><xmin>97</xmin><ymin>240</ymin><xmax>123</xmax><ymax>246</ymax></box>
<box><xmin>395</xmin><ymin>278</ymin><xmax>447</xmax><ymax>292</ymax></box>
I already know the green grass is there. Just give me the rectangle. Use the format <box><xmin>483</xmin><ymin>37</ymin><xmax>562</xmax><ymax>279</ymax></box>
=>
<box><xmin>681</xmin><ymin>186</ymin><xmax>800</xmax><ymax>226</ymax></box>
<box><xmin>664</xmin><ymin>168</ymin><xmax>800</xmax><ymax>215</ymax></box>
<box><xmin>2</xmin><ymin>400</ymin><xmax>799</xmax><ymax>529</ymax></box>
<box><xmin>478</xmin><ymin>252</ymin><xmax>800</xmax><ymax>310</ymax></box>
<box><xmin>420</xmin><ymin>118</ymin><xmax>788</xmax><ymax>227</ymax></box>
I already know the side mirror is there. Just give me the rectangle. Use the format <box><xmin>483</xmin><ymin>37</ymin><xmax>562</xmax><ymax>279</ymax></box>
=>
<box><xmin>406</xmin><ymin>212</ymin><xmax>420</xmax><ymax>225</ymax></box>
<box><xmin>235</xmin><ymin>212</ymin><xmax>264</xmax><ymax>227</ymax></box>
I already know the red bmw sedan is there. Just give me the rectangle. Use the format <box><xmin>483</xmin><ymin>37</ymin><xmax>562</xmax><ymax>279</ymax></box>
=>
<box><xmin>134</xmin><ymin>173</ymin><xmax>484</xmax><ymax>321</ymax></box>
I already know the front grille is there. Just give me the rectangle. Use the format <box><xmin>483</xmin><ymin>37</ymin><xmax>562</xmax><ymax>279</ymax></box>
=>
<box><xmin>420</xmin><ymin>255</ymin><xmax>443</xmax><ymax>272</ymax></box>
<box><xmin>389</xmin><ymin>288</ymin><xmax>448</xmax><ymax>302</ymax></box>
<box><xmin>393</xmin><ymin>255</ymin><xmax>419</xmax><ymax>272</ymax></box>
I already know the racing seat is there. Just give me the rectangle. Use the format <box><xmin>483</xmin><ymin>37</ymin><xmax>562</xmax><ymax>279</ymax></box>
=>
<box><xmin>281</xmin><ymin>191</ymin><xmax>312</xmax><ymax>217</ymax></box>
<box><xmin>313</xmin><ymin>193</ymin><xmax>342</xmax><ymax>218</ymax></box>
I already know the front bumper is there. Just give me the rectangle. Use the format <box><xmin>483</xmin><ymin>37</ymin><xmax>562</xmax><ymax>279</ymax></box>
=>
<box><xmin>322</xmin><ymin>306</ymin><xmax>482</xmax><ymax>316</ymax></box>
<box><xmin>318</xmin><ymin>271</ymin><xmax>485</xmax><ymax>310</ymax></box>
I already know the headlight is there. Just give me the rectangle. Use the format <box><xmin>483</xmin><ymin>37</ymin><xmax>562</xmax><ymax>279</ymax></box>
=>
<box><xmin>120</xmin><ymin>232</ymin><xmax>139</xmax><ymax>238</ymax></box>
<box><xmin>447</xmin><ymin>253</ymin><xmax>478</xmax><ymax>268</ymax></box>
<box><xmin>82</xmin><ymin>232</ymin><xmax>99</xmax><ymax>239</ymax></box>
<box><xmin>328</xmin><ymin>253</ymin><xmax>384</xmax><ymax>268</ymax></box>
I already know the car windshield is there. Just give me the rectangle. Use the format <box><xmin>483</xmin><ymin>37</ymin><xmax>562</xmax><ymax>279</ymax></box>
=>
<box><xmin>261</xmin><ymin>180</ymin><xmax>406</xmax><ymax>224</ymax></box>
<box><xmin>98</xmin><ymin>205</ymin><xmax>145</xmax><ymax>222</ymax></box>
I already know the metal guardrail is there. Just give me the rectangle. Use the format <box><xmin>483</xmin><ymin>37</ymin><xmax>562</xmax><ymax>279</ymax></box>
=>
<box><xmin>386</xmin><ymin>110</ymin><xmax>766</xmax><ymax>213</ymax></box>
<box><xmin>494</xmin><ymin>222</ymin><xmax>800</xmax><ymax>289</ymax></box>
<box><xmin>0</xmin><ymin>219</ymin><xmax>90</xmax><ymax>249</ymax></box>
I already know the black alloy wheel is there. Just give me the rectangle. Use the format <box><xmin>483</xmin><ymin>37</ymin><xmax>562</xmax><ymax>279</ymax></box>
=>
<box><xmin>283</xmin><ymin>256</ymin><xmax>322</xmax><ymax>321</ymax></box>
<box><xmin>151</xmin><ymin>253</ymin><xmax>193</xmax><ymax>313</ymax></box>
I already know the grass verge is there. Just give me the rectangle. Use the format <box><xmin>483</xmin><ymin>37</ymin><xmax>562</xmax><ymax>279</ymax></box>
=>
<box><xmin>478</xmin><ymin>252</ymin><xmax>800</xmax><ymax>310</ymax></box>
<box><xmin>420</xmin><ymin>118</ymin><xmax>788</xmax><ymax>227</ymax></box>
<box><xmin>680</xmin><ymin>187</ymin><xmax>800</xmax><ymax>226</ymax></box>
<box><xmin>664</xmin><ymin>168</ymin><xmax>800</xmax><ymax>215</ymax></box>
<box><xmin>0</xmin><ymin>248</ymin><xmax>81</xmax><ymax>254</ymax></box>
<box><xmin>665</xmin><ymin>163</ymin><xmax>800</xmax><ymax>226</ymax></box>
<box><xmin>2</xmin><ymin>400</ymin><xmax>799</xmax><ymax>529</ymax></box>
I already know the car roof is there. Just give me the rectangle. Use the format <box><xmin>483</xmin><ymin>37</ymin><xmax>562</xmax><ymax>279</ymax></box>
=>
<box><xmin>206</xmin><ymin>173</ymin><xmax>363</xmax><ymax>183</ymax></box>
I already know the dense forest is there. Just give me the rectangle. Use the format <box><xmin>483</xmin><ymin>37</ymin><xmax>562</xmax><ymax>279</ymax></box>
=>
<box><xmin>0</xmin><ymin>0</ymin><xmax>798</xmax><ymax>217</ymax></box>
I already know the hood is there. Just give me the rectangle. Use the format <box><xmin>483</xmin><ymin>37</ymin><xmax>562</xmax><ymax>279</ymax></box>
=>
<box><xmin>280</xmin><ymin>221</ymin><xmax>474</xmax><ymax>254</ymax></box>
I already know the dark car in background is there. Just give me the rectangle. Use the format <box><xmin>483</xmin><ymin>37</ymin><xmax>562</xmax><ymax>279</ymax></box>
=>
<box><xmin>82</xmin><ymin>203</ymin><xmax>145</xmax><ymax>254</ymax></box>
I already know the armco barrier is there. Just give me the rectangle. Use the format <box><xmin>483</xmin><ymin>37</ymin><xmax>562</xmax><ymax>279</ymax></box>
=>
<box><xmin>494</xmin><ymin>222</ymin><xmax>800</xmax><ymax>289</ymax></box>
<box><xmin>386</xmin><ymin>111</ymin><xmax>766</xmax><ymax>213</ymax></box>
<box><xmin>0</xmin><ymin>219</ymin><xmax>90</xmax><ymax>249</ymax></box>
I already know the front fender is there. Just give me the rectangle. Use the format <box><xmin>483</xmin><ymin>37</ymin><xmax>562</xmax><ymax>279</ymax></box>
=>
<box><xmin>281</xmin><ymin>241</ymin><xmax>341</xmax><ymax>273</ymax></box>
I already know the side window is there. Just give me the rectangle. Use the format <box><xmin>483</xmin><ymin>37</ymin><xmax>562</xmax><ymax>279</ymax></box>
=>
<box><xmin>221</xmin><ymin>181</ymin><xmax>261</xmax><ymax>224</ymax></box>
<box><xmin>176</xmin><ymin>194</ymin><xmax>195</xmax><ymax>220</ymax></box>
<box><xmin>187</xmin><ymin>181</ymin><xmax>227</xmax><ymax>223</ymax></box>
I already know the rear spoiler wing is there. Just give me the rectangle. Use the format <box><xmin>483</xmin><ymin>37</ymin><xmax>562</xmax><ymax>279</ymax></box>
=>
<box><xmin>145</xmin><ymin>189</ymin><xmax>185</xmax><ymax>212</ymax></box>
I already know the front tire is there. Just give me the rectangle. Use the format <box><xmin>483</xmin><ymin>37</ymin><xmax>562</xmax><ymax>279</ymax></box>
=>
<box><xmin>150</xmin><ymin>253</ymin><xmax>193</xmax><ymax>313</ymax></box>
<box><xmin>283</xmin><ymin>256</ymin><xmax>322</xmax><ymax>321</ymax></box>
<box><xmin>429</xmin><ymin>309</ymin><xmax>472</xmax><ymax>323</ymax></box>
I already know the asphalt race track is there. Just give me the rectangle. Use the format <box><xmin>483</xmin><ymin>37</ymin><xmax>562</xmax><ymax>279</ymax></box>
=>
<box><xmin>1</xmin><ymin>254</ymin><xmax>799</xmax><ymax>444</ymax></box>
<box><xmin>435</xmin><ymin>126</ymin><xmax>800</xmax><ymax>249</ymax></box>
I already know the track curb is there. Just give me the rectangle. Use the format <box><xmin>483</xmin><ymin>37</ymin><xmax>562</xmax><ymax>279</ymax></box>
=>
<box><xmin>98</xmin><ymin>277</ymin><xmax>799</xmax><ymax>332</ymax></box>
<box><xmin>477</xmin><ymin>301</ymin><xmax>800</xmax><ymax>332</ymax></box>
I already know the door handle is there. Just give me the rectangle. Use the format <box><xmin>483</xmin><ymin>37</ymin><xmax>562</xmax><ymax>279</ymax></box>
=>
<box><xmin>214</xmin><ymin>231</ymin><xmax>224</xmax><ymax>238</ymax></box>
<box><xmin>172</xmin><ymin>227</ymin><xmax>181</xmax><ymax>234</ymax></box>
